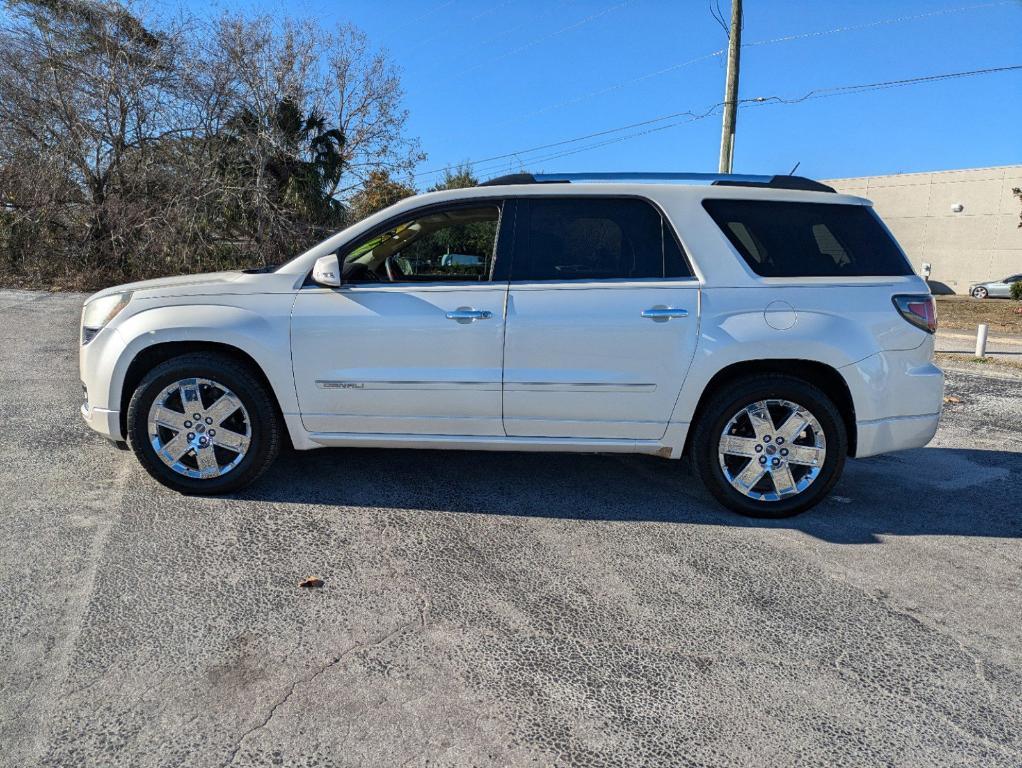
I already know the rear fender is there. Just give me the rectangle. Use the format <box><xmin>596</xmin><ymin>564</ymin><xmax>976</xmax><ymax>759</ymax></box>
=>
<box><xmin>672</xmin><ymin>299</ymin><xmax>907</xmax><ymax>425</ymax></box>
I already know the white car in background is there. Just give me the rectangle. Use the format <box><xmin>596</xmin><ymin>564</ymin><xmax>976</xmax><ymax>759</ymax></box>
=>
<box><xmin>79</xmin><ymin>172</ymin><xmax>944</xmax><ymax>517</ymax></box>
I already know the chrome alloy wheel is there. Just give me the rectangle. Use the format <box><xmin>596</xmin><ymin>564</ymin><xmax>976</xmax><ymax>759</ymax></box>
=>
<box><xmin>147</xmin><ymin>377</ymin><xmax>251</xmax><ymax>479</ymax></box>
<box><xmin>717</xmin><ymin>399</ymin><xmax>827</xmax><ymax>502</ymax></box>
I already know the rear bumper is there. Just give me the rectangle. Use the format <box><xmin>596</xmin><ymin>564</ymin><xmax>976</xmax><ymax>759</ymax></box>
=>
<box><xmin>842</xmin><ymin>334</ymin><xmax>942</xmax><ymax>394</ymax></box>
<box><xmin>81</xmin><ymin>402</ymin><xmax>123</xmax><ymax>441</ymax></box>
<box><xmin>840</xmin><ymin>340</ymin><xmax>944</xmax><ymax>458</ymax></box>
<box><xmin>854</xmin><ymin>412</ymin><xmax>940</xmax><ymax>458</ymax></box>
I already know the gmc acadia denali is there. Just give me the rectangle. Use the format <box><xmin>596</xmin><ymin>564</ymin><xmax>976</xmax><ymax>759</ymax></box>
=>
<box><xmin>79</xmin><ymin>172</ymin><xmax>944</xmax><ymax>517</ymax></box>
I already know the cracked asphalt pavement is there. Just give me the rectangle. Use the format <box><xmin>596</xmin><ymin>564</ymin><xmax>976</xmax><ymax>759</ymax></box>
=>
<box><xmin>2</xmin><ymin>289</ymin><xmax>1021</xmax><ymax>767</ymax></box>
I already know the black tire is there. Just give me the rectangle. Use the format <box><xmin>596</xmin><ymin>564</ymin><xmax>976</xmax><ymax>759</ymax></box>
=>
<box><xmin>973</xmin><ymin>287</ymin><xmax>988</xmax><ymax>299</ymax></box>
<box><xmin>126</xmin><ymin>353</ymin><xmax>282</xmax><ymax>495</ymax></box>
<box><xmin>690</xmin><ymin>374</ymin><xmax>847</xmax><ymax>518</ymax></box>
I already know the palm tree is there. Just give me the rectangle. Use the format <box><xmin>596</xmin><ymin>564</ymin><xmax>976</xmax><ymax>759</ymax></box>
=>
<box><xmin>223</xmin><ymin>98</ymin><xmax>347</xmax><ymax>247</ymax></box>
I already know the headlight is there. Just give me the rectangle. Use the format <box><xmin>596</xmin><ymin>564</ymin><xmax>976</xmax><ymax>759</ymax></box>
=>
<box><xmin>81</xmin><ymin>291</ymin><xmax>132</xmax><ymax>344</ymax></box>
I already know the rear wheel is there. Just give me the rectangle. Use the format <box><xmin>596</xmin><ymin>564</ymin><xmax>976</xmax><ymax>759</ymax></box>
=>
<box><xmin>690</xmin><ymin>375</ymin><xmax>847</xmax><ymax>518</ymax></box>
<box><xmin>127</xmin><ymin>353</ymin><xmax>281</xmax><ymax>494</ymax></box>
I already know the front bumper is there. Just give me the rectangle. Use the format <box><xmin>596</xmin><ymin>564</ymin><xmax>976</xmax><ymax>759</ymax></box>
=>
<box><xmin>81</xmin><ymin>402</ymin><xmax>123</xmax><ymax>441</ymax></box>
<box><xmin>79</xmin><ymin>323</ymin><xmax>129</xmax><ymax>442</ymax></box>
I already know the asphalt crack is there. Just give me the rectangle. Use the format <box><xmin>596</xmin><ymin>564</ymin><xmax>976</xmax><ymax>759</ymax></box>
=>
<box><xmin>222</xmin><ymin>616</ymin><xmax>421</xmax><ymax>766</ymax></box>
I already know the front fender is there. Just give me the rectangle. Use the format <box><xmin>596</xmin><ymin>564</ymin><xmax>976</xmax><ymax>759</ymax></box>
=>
<box><xmin>105</xmin><ymin>297</ymin><xmax>298</xmax><ymax>417</ymax></box>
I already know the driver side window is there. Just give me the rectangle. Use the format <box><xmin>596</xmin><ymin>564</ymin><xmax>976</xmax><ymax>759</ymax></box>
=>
<box><xmin>340</xmin><ymin>205</ymin><xmax>501</xmax><ymax>284</ymax></box>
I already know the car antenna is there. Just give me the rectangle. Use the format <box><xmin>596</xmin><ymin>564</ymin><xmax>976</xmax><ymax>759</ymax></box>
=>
<box><xmin>788</xmin><ymin>161</ymin><xmax>801</xmax><ymax>176</ymax></box>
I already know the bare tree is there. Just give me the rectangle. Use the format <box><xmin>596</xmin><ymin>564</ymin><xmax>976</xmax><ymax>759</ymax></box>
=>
<box><xmin>193</xmin><ymin>17</ymin><xmax>424</xmax><ymax>258</ymax></box>
<box><xmin>328</xmin><ymin>24</ymin><xmax>424</xmax><ymax>196</ymax></box>
<box><xmin>0</xmin><ymin>0</ymin><xmax>190</xmax><ymax>281</ymax></box>
<box><xmin>0</xmin><ymin>1</ymin><xmax>424</xmax><ymax>287</ymax></box>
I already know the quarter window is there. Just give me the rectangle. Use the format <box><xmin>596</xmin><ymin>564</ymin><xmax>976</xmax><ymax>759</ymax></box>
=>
<box><xmin>702</xmin><ymin>199</ymin><xmax>913</xmax><ymax>278</ymax></box>
<box><xmin>511</xmin><ymin>198</ymin><xmax>689</xmax><ymax>281</ymax></box>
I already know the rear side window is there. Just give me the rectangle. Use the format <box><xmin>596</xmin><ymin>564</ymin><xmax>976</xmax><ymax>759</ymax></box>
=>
<box><xmin>511</xmin><ymin>198</ymin><xmax>690</xmax><ymax>281</ymax></box>
<box><xmin>702</xmin><ymin>199</ymin><xmax>912</xmax><ymax>278</ymax></box>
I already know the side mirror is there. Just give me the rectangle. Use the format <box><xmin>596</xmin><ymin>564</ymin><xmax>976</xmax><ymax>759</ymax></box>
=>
<box><xmin>312</xmin><ymin>254</ymin><xmax>341</xmax><ymax>287</ymax></box>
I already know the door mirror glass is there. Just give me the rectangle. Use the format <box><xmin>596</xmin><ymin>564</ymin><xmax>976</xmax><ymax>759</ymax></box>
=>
<box><xmin>312</xmin><ymin>254</ymin><xmax>341</xmax><ymax>287</ymax></box>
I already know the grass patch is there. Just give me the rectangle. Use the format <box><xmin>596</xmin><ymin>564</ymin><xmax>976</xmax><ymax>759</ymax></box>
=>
<box><xmin>935</xmin><ymin>296</ymin><xmax>1022</xmax><ymax>334</ymax></box>
<box><xmin>935</xmin><ymin>351</ymin><xmax>1022</xmax><ymax>374</ymax></box>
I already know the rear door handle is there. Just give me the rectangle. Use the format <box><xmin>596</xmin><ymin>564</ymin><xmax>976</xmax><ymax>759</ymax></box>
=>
<box><xmin>446</xmin><ymin>308</ymin><xmax>493</xmax><ymax>324</ymax></box>
<box><xmin>641</xmin><ymin>307</ymin><xmax>689</xmax><ymax>321</ymax></box>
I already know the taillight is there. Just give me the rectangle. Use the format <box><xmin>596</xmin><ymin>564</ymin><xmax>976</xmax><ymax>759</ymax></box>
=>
<box><xmin>892</xmin><ymin>294</ymin><xmax>937</xmax><ymax>334</ymax></box>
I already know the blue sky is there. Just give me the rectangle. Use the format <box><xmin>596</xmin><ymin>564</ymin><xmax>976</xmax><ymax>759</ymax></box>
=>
<box><xmin>191</xmin><ymin>1</ymin><xmax>1021</xmax><ymax>187</ymax></box>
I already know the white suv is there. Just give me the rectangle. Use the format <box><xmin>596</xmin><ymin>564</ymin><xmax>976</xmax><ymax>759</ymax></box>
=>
<box><xmin>79</xmin><ymin>172</ymin><xmax>944</xmax><ymax>517</ymax></box>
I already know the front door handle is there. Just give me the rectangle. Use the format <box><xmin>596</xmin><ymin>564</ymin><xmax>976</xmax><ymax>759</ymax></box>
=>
<box><xmin>641</xmin><ymin>307</ymin><xmax>689</xmax><ymax>322</ymax></box>
<box><xmin>446</xmin><ymin>308</ymin><xmax>493</xmax><ymax>324</ymax></box>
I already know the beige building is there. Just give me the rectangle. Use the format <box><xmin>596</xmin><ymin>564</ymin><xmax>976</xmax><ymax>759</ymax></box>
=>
<box><xmin>824</xmin><ymin>165</ymin><xmax>1022</xmax><ymax>294</ymax></box>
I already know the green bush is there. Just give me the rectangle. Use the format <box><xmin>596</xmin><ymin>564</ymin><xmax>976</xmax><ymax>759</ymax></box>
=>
<box><xmin>1011</xmin><ymin>281</ymin><xmax>1022</xmax><ymax>301</ymax></box>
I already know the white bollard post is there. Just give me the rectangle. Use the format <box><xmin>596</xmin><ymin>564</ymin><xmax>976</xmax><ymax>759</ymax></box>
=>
<box><xmin>975</xmin><ymin>323</ymin><xmax>989</xmax><ymax>358</ymax></box>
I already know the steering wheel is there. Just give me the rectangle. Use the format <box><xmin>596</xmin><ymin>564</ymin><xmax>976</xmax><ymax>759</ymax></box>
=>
<box><xmin>384</xmin><ymin>256</ymin><xmax>406</xmax><ymax>282</ymax></box>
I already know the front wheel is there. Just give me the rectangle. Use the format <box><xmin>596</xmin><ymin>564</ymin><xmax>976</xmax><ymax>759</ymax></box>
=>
<box><xmin>126</xmin><ymin>353</ymin><xmax>282</xmax><ymax>494</ymax></box>
<box><xmin>973</xmin><ymin>287</ymin><xmax>989</xmax><ymax>299</ymax></box>
<box><xmin>690</xmin><ymin>375</ymin><xmax>847</xmax><ymax>518</ymax></box>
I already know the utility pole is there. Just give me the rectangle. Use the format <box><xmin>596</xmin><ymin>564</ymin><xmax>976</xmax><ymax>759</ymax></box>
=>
<box><xmin>717</xmin><ymin>0</ymin><xmax>742</xmax><ymax>173</ymax></box>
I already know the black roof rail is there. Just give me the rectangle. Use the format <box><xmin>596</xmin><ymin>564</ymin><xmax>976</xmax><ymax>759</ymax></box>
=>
<box><xmin>712</xmin><ymin>175</ymin><xmax>835</xmax><ymax>193</ymax></box>
<box><xmin>477</xmin><ymin>173</ymin><xmax>555</xmax><ymax>186</ymax></box>
<box><xmin>477</xmin><ymin>171</ymin><xmax>835</xmax><ymax>192</ymax></box>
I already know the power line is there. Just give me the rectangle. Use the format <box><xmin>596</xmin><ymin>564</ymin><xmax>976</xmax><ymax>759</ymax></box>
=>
<box><xmin>398</xmin><ymin>0</ymin><xmax>458</xmax><ymax>31</ymax></box>
<box><xmin>749</xmin><ymin>64</ymin><xmax>1022</xmax><ymax>104</ymax></box>
<box><xmin>466</xmin><ymin>0</ymin><xmax>516</xmax><ymax>24</ymax></box>
<box><xmin>404</xmin><ymin>0</ymin><xmax>518</xmax><ymax>55</ymax></box>
<box><xmin>456</xmin><ymin>0</ymin><xmax>635</xmax><ymax>78</ymax></box>
<box><xmin>426</xmin><ymin>2</ymin><xmax>565</xmax><ymax>64</ymax></box>
<box><xmin>541</xmin><ymin>65</ymin><xmax>1022</xmax><ymax>171</ymax></box>
<box><xmin>419</xmin><ymin>64</ymin><xmax>1019</xmax><ymax>179</ymax></box>
<box><xmin>416</xmin><ymin>64</ymin><xmax>1022</xmax><ymax>181</ymax></box>
<box><xmin>547</xmin><ymin>65</ymin><xmax>1022</xmax><ymax>171</ymax></box>
<box><xmin>709</xmin><ymin>0</ymin><xmax>730</xmax><ymax>38</ymax></box>
<box><xmin>744</xmin><ymin>0</ymin><xmax>1012</xmax><ymax>49</ymax></box>
<box><xmin>481</xmin><ymin>0</ymin><xmax>1011</xmax><ymax>132</ymax></box>
<box><xmin>413</xmin><ymin>107</ymin><xmax>712</xmax><ymax>179</ymax></box>
<box><xmin>491</xmin><ymin>50</ymin><xmax>725</xmax><ymax>128</ymax></box>
<box><xmin>464</xmin><ymin>110</ymin><xmax>721</xmax><ymax>180</ymax></box>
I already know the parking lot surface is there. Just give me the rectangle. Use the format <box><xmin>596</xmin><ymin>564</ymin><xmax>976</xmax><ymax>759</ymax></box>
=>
<box><xmin>937</xmin><ymin>329</ymin><xmax>1022</xmax><ymax>361</ymax></box>
<box><xmin>2</xmin><ymin>289</ymin><xmax>1021</xmax><ymax>767</ymax></box>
